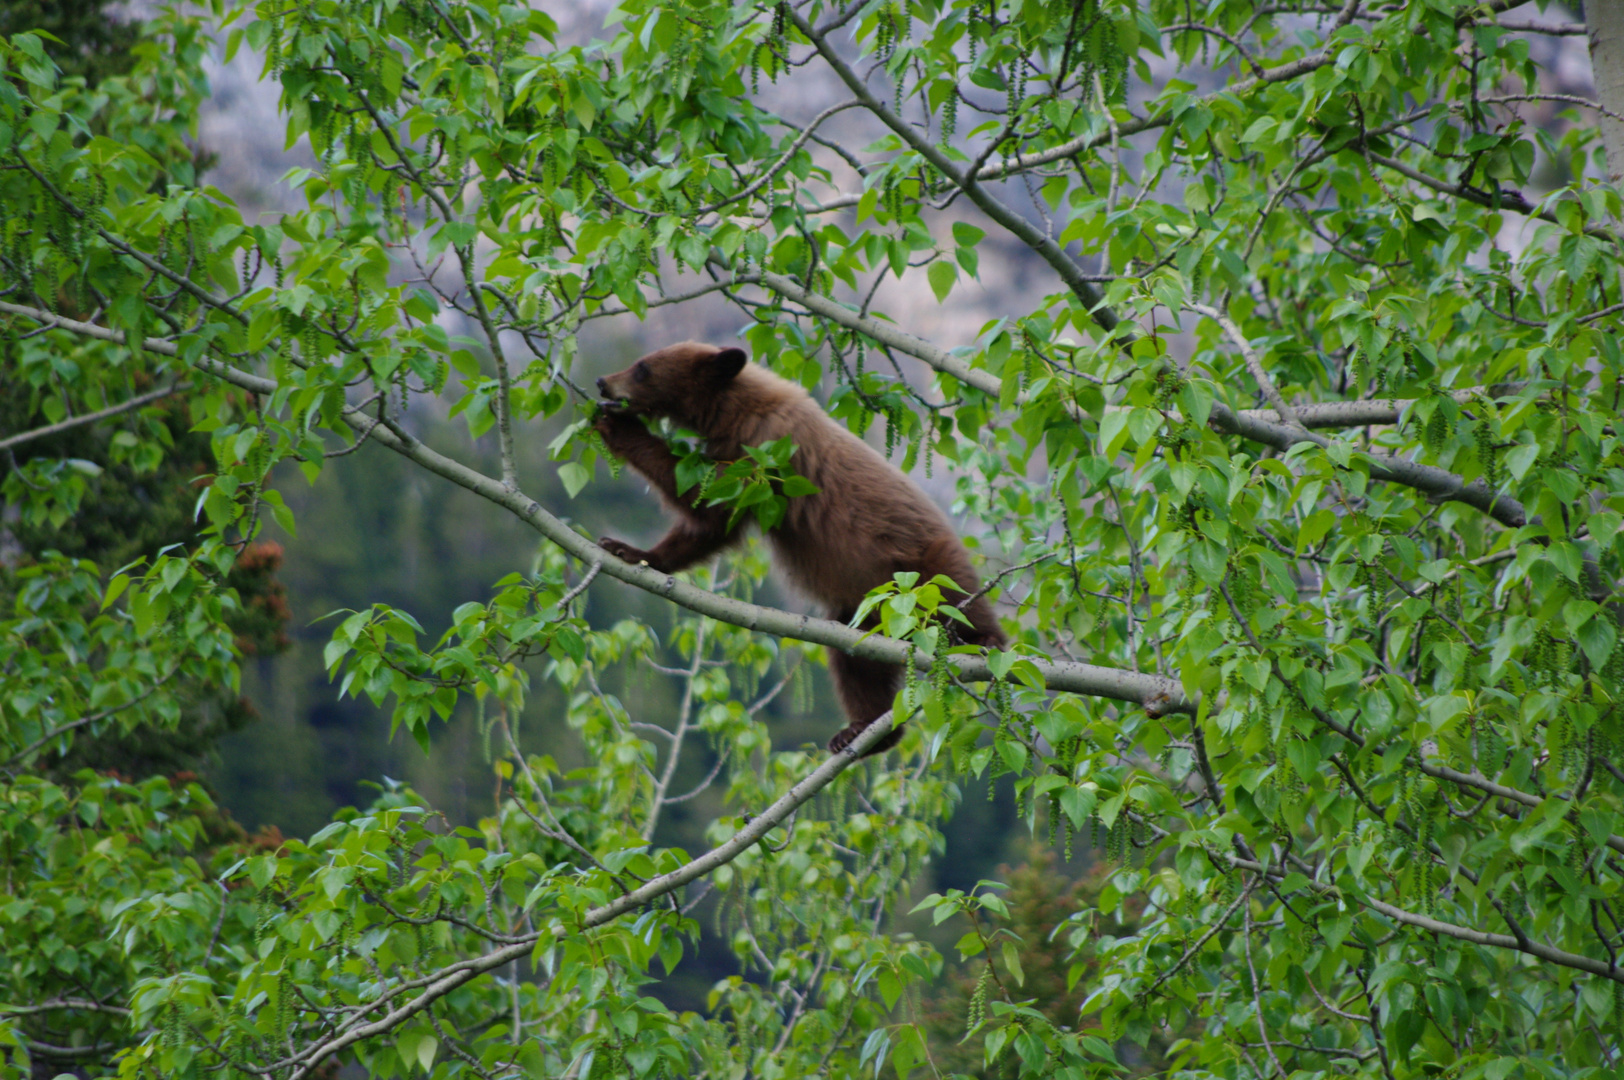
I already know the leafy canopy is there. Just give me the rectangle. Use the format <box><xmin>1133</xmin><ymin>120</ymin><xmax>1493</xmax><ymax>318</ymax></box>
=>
<box><xmin>3</xmin><ymin>0</ymin><xmax>1624</xmax><ymax>1077</ymax></box>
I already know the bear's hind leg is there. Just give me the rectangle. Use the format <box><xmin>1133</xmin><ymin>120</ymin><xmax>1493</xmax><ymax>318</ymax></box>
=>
<box><xmin>826</xmin><ymin>649</ymin><xmax>904</xmax><ymax>756</ymax></box>
<box><xmin>918</xmin><ymin>537</ymin><xmax>1007</xmax><ymax>647</ymax></box>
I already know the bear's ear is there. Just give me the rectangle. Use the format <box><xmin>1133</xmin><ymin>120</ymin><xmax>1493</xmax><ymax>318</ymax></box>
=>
<box><xmin>710</xmin><ymin>347</ymin><xmax>747</xmax><ymax>382</ymax></box>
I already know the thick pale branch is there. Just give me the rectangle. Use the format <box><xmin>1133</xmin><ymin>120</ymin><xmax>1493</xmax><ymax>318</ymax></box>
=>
<box><xmin>1495</xmin><ymin>20</ymin><xmax>1588</xmax><ymax>34</ymax></box>
<box><xmin>358</xmin><ymin>418</ymin><xmax>1180</xmax><ymax>704</ymax></box>
<box><xmin>0</xmin><ymin>300</ymin><xmax>1180</xmax><ymax>708</ymax></box>
<box><xmin>1242</xmin><ymin>389</ymin><xmax>1506</xmax><ymax>430</ymax></box>
<box><xmin>2</xmin><ymin>998</ymin><xmax>132</xmax><ymax>1018</ymax></box>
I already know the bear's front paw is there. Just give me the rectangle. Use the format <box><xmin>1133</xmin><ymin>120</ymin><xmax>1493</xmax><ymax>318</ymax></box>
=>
<box><xmin>593</xmin><ymin>407</ymin><xmax>647</xmax><ymax>450</ymax></box>
<box><xmin>598</xmin><ymin>537</ymin><xmax>651</xmax><ymax>566</ymax></box>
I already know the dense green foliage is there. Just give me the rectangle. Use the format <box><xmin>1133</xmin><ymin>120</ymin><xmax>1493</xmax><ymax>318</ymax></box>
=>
<box><xmin>3</xmin><ymin>0</ymin><xmax>1624</xmax><ymax>1077</ymax></box>
<box><xmin>0</xmin><ymin>0</ymin><xmax>143</xmax><ymax>88</ymax></box>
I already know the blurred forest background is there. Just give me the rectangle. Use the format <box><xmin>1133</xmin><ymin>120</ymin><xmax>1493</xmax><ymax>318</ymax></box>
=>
<box><xmin>1</xmin><ymin>0</ymin><xmax>1603</xmax><ymax>1030</ymax></box>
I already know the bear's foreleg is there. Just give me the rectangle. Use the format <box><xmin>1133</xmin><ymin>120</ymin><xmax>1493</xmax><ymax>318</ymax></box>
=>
<box><xmin>604</xmin><ymin>515</ymin><xmax>740</xmax><ymax>573</ymax></box>
<box><xmin>826</xmin><ymin>649</ymin><xmax>904</xmax><ymax>756</ymax></box>
<box><xmin>595</xmin><ymin>410</ymin><xmax>679</xmax><ymax>482</ymax></box>
<box><xmin>595</xmin><ymin>410</ymin><xmax>743</xmax><ymax>573</ymax></box>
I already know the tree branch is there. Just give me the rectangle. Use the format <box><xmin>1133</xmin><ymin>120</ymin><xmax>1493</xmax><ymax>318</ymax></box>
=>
<box><xmin>4</xmin><ymin>665</ymin><xmax>183</xmax><ymax>767</ymax></box>
<box><xmin>787</xmin><ymin>9</ymin><xmax>1125</xmax><ymax>337</ymax></box>
<box><xmin>1584</xmin><ymin>0</ymin><xmax>1624</xmax><ymax>184</ymax></box>
<box><xmin>642</xmin><ymin>619</ymin><xmax>707</xmax><ymax>842</ymax></box>
<box><xmin>279</xmin><ymin>707</ymin><xmax>904</xmax><ymax>1080</ymax></box>
<box><xmin>1304</xmin><ymin>704</ymin><xmax>1624</xmax><ymax>858</ymax></box>
<box><xmin>1224</xmin><ymin>853</ymin><xmax>1624</xmax><ymax>984</ymax></box>
<box><xmin>1243</xmin><ymin>388</ymin><xmax>1514</xmax><ymax>430</ymax></box>
<box><xmin>695</xmin><ymin>100</ymin><xmax>864</xmax><ymax>216</ymax></box>
<box><xmin>0</xmin><ymin>300</ymin><xmax>1183</xmax><ymax>711</ymax></box>
<box><xmin>0</xmin><ymin>380</ymin><xmax>190</xmax><ymax>452</ymax></box>
<box><xmin>723</xmin><ymin>278</ymin><xmax>1527</xmax><ymax>527</ymax></box>
<box><xmin>1365</xmin><ymin>150</ymin><xmax>1619</xmax><ymax>243</ymax></box>
<box><xmin>1187</xmin><ymin>302</ymin><xmax>1298</xmax><ymax>424</ymax></box>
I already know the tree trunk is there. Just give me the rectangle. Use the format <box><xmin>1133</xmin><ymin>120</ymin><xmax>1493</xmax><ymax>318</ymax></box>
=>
<box><xmin>1586</xmin><ymin>0</ymin><xmax>1624</xmax><ymax>182</ymax></box>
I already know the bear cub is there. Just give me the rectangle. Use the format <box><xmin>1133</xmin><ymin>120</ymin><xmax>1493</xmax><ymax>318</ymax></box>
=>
<box><xmin>594</xmin><ymin>341</ymin><xmax>1005</xmax><ymax>755</ymax></box>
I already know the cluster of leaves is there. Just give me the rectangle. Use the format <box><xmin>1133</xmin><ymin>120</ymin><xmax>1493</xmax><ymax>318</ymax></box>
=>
<box><xmin>1</xmin><ymin>550</ymin><xmax>242</xmax><ymax>770</ymax></box>
<box><xmin>1</xmin><ymin>594</ymin><xmax>966</xmax><ymax>1080</ymax></box>
<box><xmin>320</xmin><ymin>546</ymin><xmax>593</xmax><ymax>752</ymax></box>
<box><xmin>672</xmin><ymin>433</ymin><xmax>821</xmax><ymax>530</ymax></box>
<box><xmin>0</xmin><ymin>773</ymin><xmax>260</xmax><ymax>1076</ymax></box>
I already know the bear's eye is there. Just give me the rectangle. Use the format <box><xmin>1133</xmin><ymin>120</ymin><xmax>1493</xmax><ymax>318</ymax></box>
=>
<box><xmin>632</xmin><ymin>361</ymin><xmax>649</xmax><ymax>384</ymax></box>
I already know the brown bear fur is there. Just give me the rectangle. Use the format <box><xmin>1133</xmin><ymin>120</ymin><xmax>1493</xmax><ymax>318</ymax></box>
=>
<box><xmin>593</xmin><ymin>341</ymin><xmax>1005</xmax><ymax>755</ymax></box>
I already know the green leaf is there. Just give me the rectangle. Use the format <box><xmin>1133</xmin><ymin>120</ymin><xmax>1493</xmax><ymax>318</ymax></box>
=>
<box><xmin>1059</xmin><ymin>784</ymin><xmax>1097</xmax><ymax>827</ymax></box>
<box><xmin>1504</xmin><ymin>443</ymin><xmax>1539</xmax><ymax>480</ymax></box>
<box><xmin>1548</xmin><ymin>542</ymin><xmax>1583</xmax><ymax>583</ymax></box>
<box><xmin>1001</xmin><ymin>940</ymin><xmax>1025</xmax><ymax>986</ymax></box>
<box><xmin>101</xmin><ymin>574</ymin><xmax>130</xmax><ymax>611</ymax></box>
<box><xmin>559</xmin><ymin>462</ymin><xmax>591</xmax><ymax>498</ymax></box>
<box><xmin>1098</xmin><ymin>408</ymin><xmax>1132</xmax><ymax>458</ymax></box>
<box><xmin>1296</xmin><ymin>508</ymin><xmax>1336</xmax><ymax>553</ymax></box>
<box><xmin>1575</xmin><ymin>614</ymin><xmax>1616</xmax><ymax>670</ymax></box>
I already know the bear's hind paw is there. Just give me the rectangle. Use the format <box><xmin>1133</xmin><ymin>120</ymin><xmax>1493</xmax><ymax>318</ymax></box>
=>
<box><xmin>599</xmin><ymin>537</ymin><xmax>650</xmax><ymax>566</ymax></box>
<box><xmin>827</xmin><ymin>721</ymin><xmax>904</xmax><ymax>757</ymax></box>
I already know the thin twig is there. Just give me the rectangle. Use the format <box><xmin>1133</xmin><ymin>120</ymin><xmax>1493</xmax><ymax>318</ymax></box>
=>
<box><xmin>0</xmin><ymin>381</ymin><xmax>191</xmax><ymax>452</ymax></box>
<box><xmin>5</xmin><ymin>666</ymin><xmax>183</xmax><ymax>767</ymax></box>
<box><xmin>1187</xmin><ymin>302</ymin><xmax>1297</xmax><ymax>425</ymax></box>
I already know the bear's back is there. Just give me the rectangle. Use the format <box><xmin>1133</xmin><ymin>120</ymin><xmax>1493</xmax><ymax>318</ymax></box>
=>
<box><xmin>716</xmin><ymin>366</ymin><xmax>958</xmax><ymax>613</ymax></box>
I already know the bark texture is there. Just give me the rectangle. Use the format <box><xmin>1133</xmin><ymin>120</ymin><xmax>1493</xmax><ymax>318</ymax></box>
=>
<box><xmin>1587</xmin><ymin>0</ymin><xmax>1624</xmax><ymax>182</ymax></box>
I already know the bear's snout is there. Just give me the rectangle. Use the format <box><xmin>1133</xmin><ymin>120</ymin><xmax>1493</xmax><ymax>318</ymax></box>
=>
<box><xmin>597</xmin><ymin>375</ymin><xmax>634</xmax><ymax>410</ymax></box>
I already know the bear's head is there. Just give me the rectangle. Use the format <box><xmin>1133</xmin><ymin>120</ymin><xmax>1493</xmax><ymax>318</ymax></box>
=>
<box><xmin>596</xmin><ymin>341</ymin><xmax>748</xmax><ymax>427</ymax></box>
